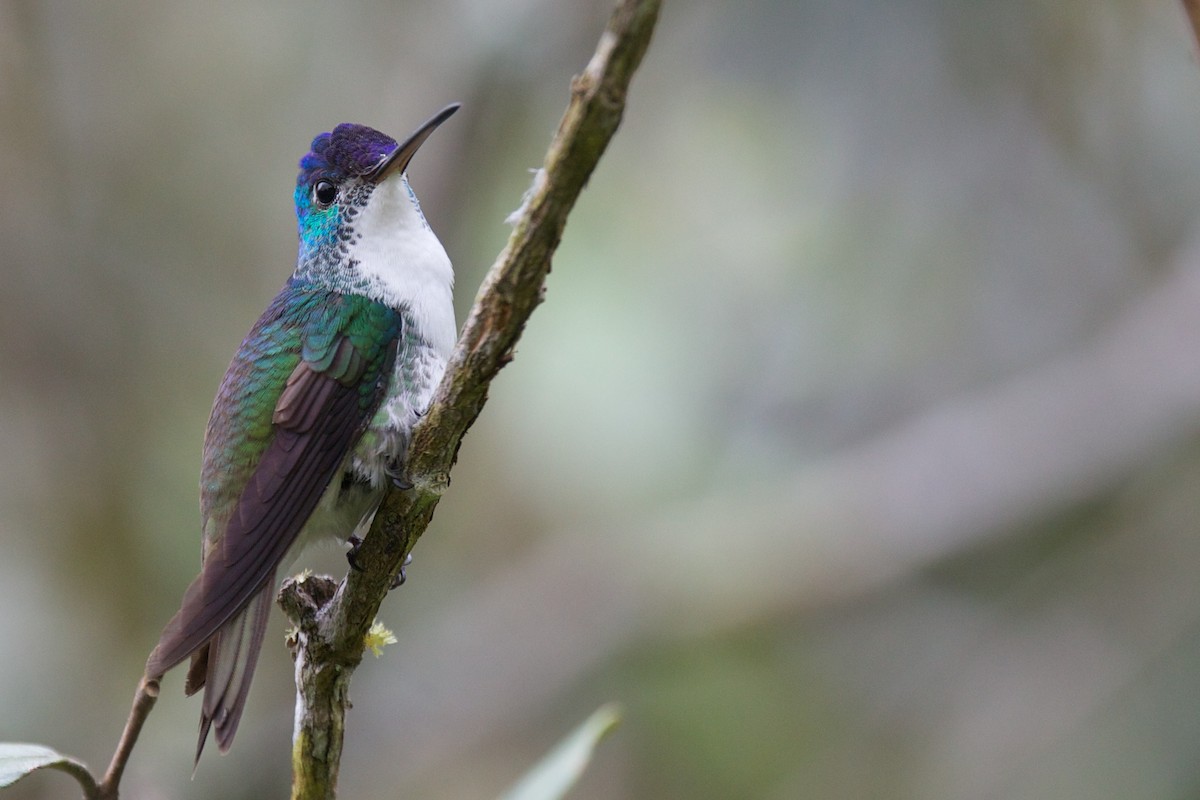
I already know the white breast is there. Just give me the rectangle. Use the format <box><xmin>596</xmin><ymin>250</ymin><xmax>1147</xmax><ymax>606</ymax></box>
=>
<box><xmin>349</xmin><ymin>175</ymin><xmax>456</xmax><ymax>358</ymax></box>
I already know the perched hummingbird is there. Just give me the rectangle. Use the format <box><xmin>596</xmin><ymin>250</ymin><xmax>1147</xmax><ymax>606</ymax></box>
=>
<box><xmin>145</xmin><ymin>104</ymin><xmax>460</xmax><ymax>762</ymax></box>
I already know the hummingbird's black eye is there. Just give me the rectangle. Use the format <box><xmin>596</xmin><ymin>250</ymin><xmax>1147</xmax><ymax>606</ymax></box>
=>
<box><xmin>313</xmin><ymin>180</ymin><xmax>338</xmax><ymax>207</ymax></box>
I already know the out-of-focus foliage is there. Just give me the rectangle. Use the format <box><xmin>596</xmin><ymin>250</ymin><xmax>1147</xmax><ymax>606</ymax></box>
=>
<box><xmin>0</xmin><ymin>744</ymin><xmax>90</xmax><ymax>792</ymax></box>
<box><xmin>3</xmin><ymin>0</ymin><xmax>1200</xmax><ymax>798</ymax></box>
<box><xmin>500</xmin><ymin>705</ymin><xmax>622</xmax><ymax>800</ymax></box>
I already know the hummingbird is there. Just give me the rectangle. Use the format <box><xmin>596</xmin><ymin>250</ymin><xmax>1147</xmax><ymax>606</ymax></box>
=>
<box><xmin>144</xmin><ymin>103</ymin><xmax>460</xmax><ymax>762</ymax></box>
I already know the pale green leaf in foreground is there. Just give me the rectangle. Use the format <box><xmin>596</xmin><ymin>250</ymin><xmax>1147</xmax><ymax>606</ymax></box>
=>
<box><xmin>499</xmin><ymin>704</ymin><xmax>622</xmax><ymax>800</ymax></box>
<box><xmin>0</xmin><ymin>742</ymin><xmax>96</xmax><ymax>793</ymax></box>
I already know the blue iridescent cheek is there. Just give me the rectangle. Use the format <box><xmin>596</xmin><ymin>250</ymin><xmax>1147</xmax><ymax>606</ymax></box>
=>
<box><xmin>294</xmin><ymin>185</ymin><xmax>339</xmax><ymax>251</ymax></box>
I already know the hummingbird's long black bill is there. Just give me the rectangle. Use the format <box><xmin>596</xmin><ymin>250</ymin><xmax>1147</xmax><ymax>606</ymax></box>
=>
<box><xmin>370</xmin><ymin>103</ymin><xmax>461</xmax><ymax>182</ymax></box>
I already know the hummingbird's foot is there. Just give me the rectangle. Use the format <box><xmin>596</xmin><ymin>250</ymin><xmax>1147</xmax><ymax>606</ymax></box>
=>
<box><xmin>385</xmin><ymin>457</ymin><xmax>413</xmax><ymax>490</ymax></box>
<box><xmin>346</xmin><ymin>535</ymin><xmax>365</xmax><ymax>572</ymax></box>
<box><xmin>348</xmin><ymin>538</ymin><xmax>411</xmax><ymax>585</ymax></box>
<box><xmin>391</xmin><ymin>553</ymin><xmax>414</xmax><ymax>590</ymax></box>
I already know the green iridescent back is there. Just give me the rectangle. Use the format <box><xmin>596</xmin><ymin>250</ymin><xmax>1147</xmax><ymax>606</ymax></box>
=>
<box><xmin>199</xmin><ymin>278</ymin><xmax>402</xmax><ymax>549</ymax></box>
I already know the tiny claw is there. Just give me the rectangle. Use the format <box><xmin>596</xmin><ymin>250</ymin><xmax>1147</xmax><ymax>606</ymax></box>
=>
<box><xmin>390</xmin><ymin>553</ymin><xmax>414</xmax><ymax>590</ymax></box>
<box><xmin>346</xmin><ymin>535</ymin><xmax>365</xmax><ymax>572</ymax></box>
<box><xmin>385</xmin><ymin>458</ymin><xmax>413</xmax><ymax>490</ymax></box>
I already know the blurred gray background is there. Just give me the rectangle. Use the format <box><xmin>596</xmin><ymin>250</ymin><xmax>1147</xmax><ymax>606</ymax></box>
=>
<box><xmin>4</xmin><ymin>0</ymin><xmax>1200</xmax><ymax>797</ymax></box>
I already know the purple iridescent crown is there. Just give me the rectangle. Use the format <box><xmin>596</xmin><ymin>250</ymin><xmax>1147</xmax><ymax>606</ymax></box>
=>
<box><xmin>297</xmin><ymin>124</ymin><xmax>397</xmax><ymax>186</ymax></box>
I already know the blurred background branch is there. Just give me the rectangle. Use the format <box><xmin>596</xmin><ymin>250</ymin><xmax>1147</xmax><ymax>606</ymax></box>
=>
<box><xmin>349</xmin><ymin>230</ymin><xmax>1200</xmax><ymax>779</ymax></box>
<box><xmin>1183</xmin><ymin>0</ymin><xmax>1200</xmax><ymax>52</ymax></box>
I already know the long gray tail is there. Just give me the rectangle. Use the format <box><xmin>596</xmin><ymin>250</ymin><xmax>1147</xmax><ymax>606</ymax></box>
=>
<box><xmin>192</xmin><ymin>573</ymin><xmax>275</xmax><ymax>766</ymax></box>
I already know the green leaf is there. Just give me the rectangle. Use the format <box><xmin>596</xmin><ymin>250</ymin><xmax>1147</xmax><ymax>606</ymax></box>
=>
<box><xmin>499</xmin><ymin>704</ymin><xmax>622</xmax><ymax>800</ymax></box>
<box><xmin>0</xmin><ymin>742</ymin><xmax>96</xmax><ymax>793</ymax></box>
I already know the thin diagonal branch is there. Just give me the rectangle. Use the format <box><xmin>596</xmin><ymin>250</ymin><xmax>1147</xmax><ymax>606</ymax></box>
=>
<box><xmin>95</xmin><ymin>677</ymin><xmax>159</xmax><ymax>800</ymax></box>
<box><xmin>281</xmin><ymin>1</ymin><xmax>661</xmax><ymax>798</ymax></box>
